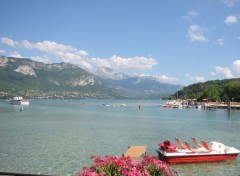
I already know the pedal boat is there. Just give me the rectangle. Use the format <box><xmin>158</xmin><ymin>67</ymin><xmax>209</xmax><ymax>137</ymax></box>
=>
<box><xmin>156</xmin><ymin>139</ymin><xmax>240</xmax><ymax>163</ymax></box>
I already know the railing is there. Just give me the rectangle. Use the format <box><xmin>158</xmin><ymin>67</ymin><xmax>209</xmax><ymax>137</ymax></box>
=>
<box><xmin>0</xmin><ymin>172</ymin><xmax>54</xmax><ymax>176</ymax></box>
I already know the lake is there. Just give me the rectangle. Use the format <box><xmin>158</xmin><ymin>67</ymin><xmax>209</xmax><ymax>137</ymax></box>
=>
<box><xmin>0</xmin><ymin>99</ymin><xmax>239</xmax><ymax>176</ymax></box>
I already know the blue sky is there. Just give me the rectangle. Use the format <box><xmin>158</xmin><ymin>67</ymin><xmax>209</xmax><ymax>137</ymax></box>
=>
<box><xmin>0</xmin><ymin>0</ymin><xmax>239</xmax><ymax>86</ymax></box>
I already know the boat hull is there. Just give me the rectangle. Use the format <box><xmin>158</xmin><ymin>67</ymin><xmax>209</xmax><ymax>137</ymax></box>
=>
<box><xmin>20</xmin><ymin>101</ymin><xmax>29</xmax><ymax>105</ymax></box>
<box><xmin>10</xmin><ymin>101</ymin><xmax>29</xmax><ymax>105</ymax></box>
<box><xmin>9</xmin><ymin>97</ymin><xmax>30</xmax><ymax>105</ymax></box>
<box><xmin>157</xmin><ymin>149</ymin><xmax>239</xmax><ymax>163</ymax></box>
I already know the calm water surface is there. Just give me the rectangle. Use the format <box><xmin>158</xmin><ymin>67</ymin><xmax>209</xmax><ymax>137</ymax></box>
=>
<box><xmin>0</xmin><ymin>99</ymin><xmax>240</xmax><ymax>176</ymax></box>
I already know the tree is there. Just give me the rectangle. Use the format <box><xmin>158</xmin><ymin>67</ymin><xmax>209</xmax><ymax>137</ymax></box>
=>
<box><xmin>188</xmin><ymin>93</ymin><xmax>197</xmax><ymax>99</ymax></box>
<box><xmin>201</xmin><ymin>85</ymin><xmax>221</xmax><ymax>101</ymax></box>
<box><xmin>224</xmin><ymin>81</ymin><xmax>240</xmax><ymax>101</ymax></box>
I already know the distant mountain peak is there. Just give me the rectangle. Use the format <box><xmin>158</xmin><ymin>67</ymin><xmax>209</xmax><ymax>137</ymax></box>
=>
<box><xmin>90</xmin><ymin>66</ymin><xmax>129</xmax><ymax>80</ymax></box>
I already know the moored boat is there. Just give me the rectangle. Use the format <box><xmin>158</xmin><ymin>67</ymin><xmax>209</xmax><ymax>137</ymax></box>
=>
<box><xmin>156</xmin><ymin>138</ymin><xmax>240</xmax><ymax>163</ymax></box>
<box><xmin>10</xmin><ymin>96</ymin><xmax>30</xmax><ymax>105</ymax></box>
<box><xmin>162</xmin><ymin>104</ymin><xmax>172</xmax><ymax>108</ymax></box>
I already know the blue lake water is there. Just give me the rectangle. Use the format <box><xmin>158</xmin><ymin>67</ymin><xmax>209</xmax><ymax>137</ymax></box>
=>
<box><xmin>0</xmin><ymin>99</ymin><xmax>240</xmax><ymax>176</ymax></box>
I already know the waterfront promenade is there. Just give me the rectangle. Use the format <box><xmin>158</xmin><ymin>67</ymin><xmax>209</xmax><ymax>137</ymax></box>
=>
<box><xmin>204</xmin><ymin>102</ymin><xmax>240</xmax><ymax>110</ymax></box>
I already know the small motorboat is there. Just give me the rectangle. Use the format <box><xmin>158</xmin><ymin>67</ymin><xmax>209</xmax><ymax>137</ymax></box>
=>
<box><xmin>156</xmin><ymin>138</ymin><xmax>240</xmax><ymax>163</ymax></box>
<box><xmin>162</xmin><ymin>104</ymin><xmax>172</xmax><ymax>108</ymax></box>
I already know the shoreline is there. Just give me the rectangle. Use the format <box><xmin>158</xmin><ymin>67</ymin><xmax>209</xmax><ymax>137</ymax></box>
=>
<box><xmin>204</xmin><ymin>102</ymin><xmax>240</xmax><ymax>110</ymax></box>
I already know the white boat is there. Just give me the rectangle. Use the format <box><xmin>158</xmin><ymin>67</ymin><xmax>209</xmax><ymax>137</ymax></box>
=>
<box><xmin>173</xmin><ymin>104</ymin><xmax>183</xmax><ymax>109</ymax></box>
<box><xmin>10</xmin><ymin>96</ymin><xmax>30</xmax><ymax>105</ymax></box>
<box><xmin>102</xmin><ymin>103</ymin><xmax>111</xmax><ymax>107</ymax></box>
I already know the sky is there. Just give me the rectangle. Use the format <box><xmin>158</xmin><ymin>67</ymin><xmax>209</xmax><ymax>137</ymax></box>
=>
<box><xmin>0</xmin><ymin>0</ymin><xmax>240</xmax><ymax>86</ymax></box>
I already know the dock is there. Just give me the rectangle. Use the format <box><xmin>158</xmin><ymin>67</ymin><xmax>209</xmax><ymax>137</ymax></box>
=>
<box><xmin>124</xmin><ymin>146</ymin><xmax>147</xmax><ymax>162</ymax></box>
<box><xmin>204</xmin><ymin>102</ymin><xmax>240</xmax><ymax>110</ymax></box>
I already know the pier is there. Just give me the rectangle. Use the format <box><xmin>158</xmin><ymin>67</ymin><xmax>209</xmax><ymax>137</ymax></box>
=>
<box><xmin>124</xmin><ymin>146</ymin><xmax>147</xmax><ymax>162</ymax></box>
<box><xmin>204</xmin><ymin>102</ymin><xmax>240</xmax><ymax>110</ymax></box>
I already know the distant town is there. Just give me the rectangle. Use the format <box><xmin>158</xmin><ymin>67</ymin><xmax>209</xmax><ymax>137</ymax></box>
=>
<box><xmin>0</xmin><ymin>90</ymin><xmax>113</xmax><ymax>99</ymax></box>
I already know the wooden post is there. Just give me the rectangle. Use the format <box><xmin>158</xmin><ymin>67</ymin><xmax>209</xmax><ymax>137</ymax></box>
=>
<box><xmin>228</xmin><ymin>100</ymin><xmax>231</xmax><ymax>112</ymax></box>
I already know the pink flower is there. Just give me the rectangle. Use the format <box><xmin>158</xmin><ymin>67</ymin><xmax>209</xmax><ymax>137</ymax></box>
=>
<box><xmin>121</xmin><ymin>169</ymin><xmax>127</xmax><ymax>175</ymax></box>
<box><xmin>79</xmin><ymin>155</ymin><xmax>177</xmax><ymax>176</ymax></box>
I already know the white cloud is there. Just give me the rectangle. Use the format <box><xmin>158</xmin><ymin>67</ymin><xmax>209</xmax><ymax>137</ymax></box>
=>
<box><xmin>155</xmin><ymin>75</ymin><xmax>178</xmax><ymax>82</ymax></box>
<box><xmin>211</xmin><ymin>72</ymin><xmax>216</xmax><ymax>76</ymax></box>
<box><xmin>0</xmin><ymin>37</ymin><xmax>92</xmax><ymax>68</ymax></box>
<box><xmin>91</xmin><ymin>56</ymin><xmax>158</xmax><ymax>72</ymax></box>
<box><xmin>186</xmin><ymin>74</ymin><xmax>205</xmax><ymax>82</ymax></box>
<box><xmin>109</xmin><ymin>55</ymin><xmax>157</xmax><ymax>70</ymax></box>
<box><xmin>215</xmin><ymin>66</ymin><xmax>234</xmax><ymax>78</ymax></box>
<box><xmin>91</xmin><ymin>58</ymin><xmax>111</xmax><ymax>68</ymax></box>
<box><xmin>196</xmin><ymin>76</ymin><xmax>205</xmax><ymax>82</ymax></box>
<box><xmin>186</xmin><ymin>74</ymin><xmax>193</xmax><ymax>80</ymax></box>
<box><xmin>182</xmin><ymin>9</ymin><xmax>198</xmax><ymax>20</ymax></box>
<box><xmin>9</xmin><ymin>51</ymin><xmax>22</xmax><ymax>58</ymax></box>
<box><xmin>27</xmin><ymin>40</ymin><xmax>91</xmax><ymax>69</ymax></box>
<box><xmin>1</xmin><ymin>37</ymin><xmax>18</xmax><ymax>47</ymax></box>
<box><xmin>212</xmin><ymin>60</ymin><xmax>240</xmax><ymax>78</ymax></box>
<box><xmin>65</xmin><ymin>56</ymin><xmax>93</xmax><ymax>69</ymax></box>
<box><xmin>187</xmin><ymin>25</ymin><xmax>209</xmax><ymax>42</ymax></box>
<box><xmin>188</xmin><ymin>10</ymin><xmax>198</xmax><ymax>18</ymax></box>
<box><xmin>21</xmin><ymin>40</ymin><xmax>33</xmax><ymax>49</ymax></box>
<box><xmin>29</xmin><ymin>40</ymin><xmax>89</xmax><ymax>58</ymax></box>
<box><xmin>31</xmin><ymin>56</ymin><xmax>51</xmax><ymax>63</ymax></box>
<box><xmin>225</xmin><ymin>15</ymin><xmax>238</xmax><ymax>24</ymax></box>
<box><xmin>138</xmin><ymin>74</ymin><xmax>178</xmax><ymax>83</ymax></box>
<box><xmin>233</xmin><ymin>60</ymin><xmax>240</xmax><ymax>76</ymax></box>
<box><xmin>222</xmin><ymin>0</ymin><xmax>239</xmax><ymax>7</ymax></box>
<box><xmin>1</xmin><ymin>37</ymin><xmax>89</xmax><ymax>59</ymax></box>
<box><xmin>76</xmin><ymin>50</ymin><xmax>88</xmax><ymax>56</ymax></box>
<box><xmin>0</xmin><ymin>49</ymin><xmax>6</xmax><ymax>54</ymax></box>
<box><xmin>216</xmin><ymin>38</ymin><xmax>225</xmax><ymax>45</ymax></box>
<box><xmin>1</xmin><ymin>37</ymin><xmax>159</xmax><ymax>73</ymax></box>
<box><xmin>233</xmin><ymin>60</ymin><xmax>240</xmax><ymax>70</ymax></box>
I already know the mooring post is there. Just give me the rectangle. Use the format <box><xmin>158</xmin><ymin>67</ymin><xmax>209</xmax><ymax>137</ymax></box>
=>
<box><xmin>228</xmin><ymin>100</ymin><xmax>231</xmax><ymax>112</ymax></box>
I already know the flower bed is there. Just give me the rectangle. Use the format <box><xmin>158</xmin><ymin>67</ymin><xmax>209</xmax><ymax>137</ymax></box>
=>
<box><xmin>80</xmin><ymin>155</ymin><xmax>177</xmax><ymax>176</ymax></box>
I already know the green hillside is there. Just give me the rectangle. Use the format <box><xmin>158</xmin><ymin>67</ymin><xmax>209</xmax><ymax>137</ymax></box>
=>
<box><xmin>0</xmin><ymin>56</ymin><xmax>181</xmax><ymax>99</ymax></box>
<box><xmin>175</xmin><ymin>79</ymin><xmax>240</xmax><ymax>102</ymax></box>
<box><xmin>0</xmin><ymin>56</ymin><xmax>113</xmax><ymax>99</ymax></box>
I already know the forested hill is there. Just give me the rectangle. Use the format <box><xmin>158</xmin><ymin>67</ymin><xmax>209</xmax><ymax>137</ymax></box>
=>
<box><xmin>175</xmin><ymin>78</ymin><xmax>240</xmax><ymax>101</ymax></box>
<box><xmin>0</xmin><ymin>56</ymin><xmax>112</xmax><ymax>99</ymax></box>
<box><xmin>0</xmin><ymin>56</ymin><xmax>181</xmax><ymax>99</ymax></box>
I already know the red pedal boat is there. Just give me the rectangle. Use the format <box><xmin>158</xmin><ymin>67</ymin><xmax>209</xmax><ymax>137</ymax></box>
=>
<box><xmin>156</xmin><ymin>138</ymin><xmax>240</xmax><ymax>163</ymax></box>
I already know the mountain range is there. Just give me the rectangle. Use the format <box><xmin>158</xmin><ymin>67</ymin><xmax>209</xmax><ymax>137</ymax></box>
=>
<box><xmin>0</xmin><ymin>56</ymin><xmax>182</xmax><ymax>99</ymax></box>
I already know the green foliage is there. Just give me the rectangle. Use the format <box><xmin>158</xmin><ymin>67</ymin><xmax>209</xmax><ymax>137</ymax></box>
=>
<box><xmin>224</xmin><ymin>81</ymin><xmax>240</xmax><ymax>100</ymax></box>
<box><xmin>162</xmin><ymin>96</ymin><xmax>173</xmax><ymax>100</ymax></box>
<box><xmin>147</xmin><ymin>164</ymin><xmax>165</xmax><ymax>175</ymax></box>
<box><xmin>201</xmin><ymin>85</ymin><xmax>221</xmax><ymax>101</ymax></box>
<box><xmin>176</xmin><ymin>79</ymin><xmax>240</xmax><ymax>102</ymax></box>
<box><xmin>80</xmin><ymin>156</ymin><xmax>175</xmax><ymax>176</ymax></box>
<box><xmin>188</xmin><ymin>93</ymin><xmax>197</xmax><ymax>99</ymax></box>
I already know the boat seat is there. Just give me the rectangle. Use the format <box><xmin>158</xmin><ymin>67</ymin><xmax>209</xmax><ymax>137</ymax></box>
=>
<box><xmin>175</xmin><ymin>138</ymin><xmax>187</xmax><ymax>149</ymax></box>
<box><xmin>201</xmin><ymin>141</ymin><xmax>213</xmax><ymax>152</ymax></box>
<box><xmin>183</xmin><ymin>141</ymin><xmax>199</xmax><ymax>153</ymax></box>
<box><xmin>191</xmin><ymin>137</ymin><xmax>202</xmax><ymax>148</ymax></box>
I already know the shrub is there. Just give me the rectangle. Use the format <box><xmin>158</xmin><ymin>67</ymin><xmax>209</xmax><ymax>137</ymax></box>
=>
<box><xmin>80</xmin><ymin>155</ymin><xmax>177</xmax><ymax>176</ymax></box>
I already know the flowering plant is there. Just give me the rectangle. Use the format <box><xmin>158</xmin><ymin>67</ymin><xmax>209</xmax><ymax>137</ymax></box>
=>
<box><xmin>80</xmin><ymin>155</ymin><xmax>177</xmax><ymax>176</ymax></box>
